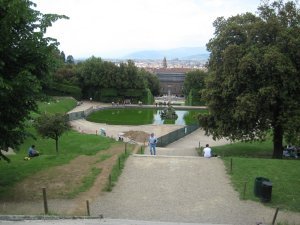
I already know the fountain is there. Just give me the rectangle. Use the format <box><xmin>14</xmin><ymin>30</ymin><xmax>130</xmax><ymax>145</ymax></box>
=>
<box><xmin>160</xmin><ymin>105</ymin><xmax>178</xmax><ymax>120</ymax></box>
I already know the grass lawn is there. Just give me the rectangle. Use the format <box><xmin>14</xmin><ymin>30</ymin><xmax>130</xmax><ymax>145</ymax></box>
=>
<box><xmin>212</xmin><ymin>139</ymin><xmax>274</xmax><ymax>158</ymax></box>
<box><xmin>30</xmin><ymin>96</ymin><xmax>77</xmax><ymax>118</ymax></box>
<box><xmin>0</xmin><ymin>129</ymin><xmax>115</xmax><ymax>199</ymax></box>
<box><xmin>207</xmin><ymin>141</ymin><xmax>300</xmax><ymax>212</ymax></box>
<box><xmin>37</xmin><ymin>97</ymin><xmax>77</xmax><ymax>115</ymax></box>
<box><xmin>0</xmin><ymin>97</ymin><xmax>117</xmax><ymax>199</ymax></box>
<box><xmin>223</xmin><ymin>157</ymin><xmax>300</xmax><ymax>212</ymax></box>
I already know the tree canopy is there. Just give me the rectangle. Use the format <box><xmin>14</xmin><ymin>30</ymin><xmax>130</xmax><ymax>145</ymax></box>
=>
<box><xmin>77</xmin><ymin>57</ymin><xmax>159</xmax><ymax>102</ymax></box>
<box><xmin>199</xmin><ymin>0</ymin><xmax>300</xmax><ymax>158</ymax></box>
<box><xmin>0</xmin><ymin>0</ymin><xmax>68</xmax><ymax>162</ymax></box>
<box><xmin>34</xmin><ymin>113</ymin><xmax>70</xmax><ymax>153</ymax></box>
<box><xmin>184</xmin><ymin>69</ymin><xmax>207</xmax><ymax>106</ymax></box>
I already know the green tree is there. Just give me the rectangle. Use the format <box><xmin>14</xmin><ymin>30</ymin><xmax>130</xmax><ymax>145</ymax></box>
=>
<box><xmin>0</xmin><ymin>0</ymin><xmax>68</xmax><ymax>162</ymax></box>
<box><xmin>199</xmin><ymin>0</ymin><xmax>300</xmax><ymax>159</ymax></box>
<box><xmin>66</xmin><ymin>55</ymin><xmax>75</xmax><ymax>64</ymax></box>
<box><xmin>60</xmin><ymin>51</ymin><xmax>66</xmax><ymax>63</ymax></box>
<box><xmin>140</xmin><ymin>68</ymin><xmax>160</xmax><ymax>96</ymax></box>
<box><xmin>184</xmin><ymin>70</ymin><xmax>207</xmax><ymax>105</ymax></box>
<box><xmin>34</xmin><ymin>113</ymin><xmax>70</xmax><ymax>153</ymax></box>
<box><xmin>77</xmin><ymin>57</ymin><xmax>148</xmax><ymax>101</ymax></box>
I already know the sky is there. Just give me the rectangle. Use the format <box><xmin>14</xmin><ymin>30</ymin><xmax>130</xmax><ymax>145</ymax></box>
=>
<box><xmin>32</xmin><ymin>0</ymin><xmax>262</xmax><ymax>59</ymax></box>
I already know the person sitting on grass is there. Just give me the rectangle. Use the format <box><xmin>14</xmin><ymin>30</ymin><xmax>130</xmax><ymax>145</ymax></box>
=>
<box><xmin>28</xmin><ymin>145</ymin><xmax>40</xmax><ymax>157</ymax></box>
<box><xmin>203</xmin><ymin>144</ymin><xmax>212</xmax><ymax>158</ymax></box>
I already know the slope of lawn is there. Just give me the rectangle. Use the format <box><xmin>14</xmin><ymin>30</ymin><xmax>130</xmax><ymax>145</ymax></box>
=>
<box><xmin>209</xmin><ymin>141</ymin><xmax>300</xmax><ymax>212</ymax></box>
<box><xmin>30</xmin><ymin>96</ymin><xmax>77</xmax><ymax>118</ymax></box>
<box><xmin>0</xmin><ymin>97</ymin><xmax>116</xmax><ymax>199</ymax></box>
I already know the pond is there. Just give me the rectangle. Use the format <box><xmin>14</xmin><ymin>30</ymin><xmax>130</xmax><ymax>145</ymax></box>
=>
<box><xmin>86</xmin><ymin>108</ymin><xmax>207</xmax><ymax>125</ymax></box>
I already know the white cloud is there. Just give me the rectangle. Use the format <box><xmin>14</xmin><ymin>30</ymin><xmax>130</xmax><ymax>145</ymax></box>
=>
<box><xmin>32</xmin><ymin>0</ymin><xmax>261</xmax><ymax>58</ymax></box>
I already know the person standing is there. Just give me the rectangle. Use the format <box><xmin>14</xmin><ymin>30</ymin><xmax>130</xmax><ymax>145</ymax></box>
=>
<box><xmin>148</xmin><ymin>133</ymin><xmax>157</xmax><ymax>155</ymax></box>
<box><xmin>203</xmin><ymin>144</ymin><xmax>212</xmax><ymax>158</ymax></box>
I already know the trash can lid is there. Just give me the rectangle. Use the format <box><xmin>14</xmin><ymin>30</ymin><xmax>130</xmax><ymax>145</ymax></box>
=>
<box><xmin>262</xmin><ymin>181</ymin><xmax>272</xmax><ymax>186</ymax></box>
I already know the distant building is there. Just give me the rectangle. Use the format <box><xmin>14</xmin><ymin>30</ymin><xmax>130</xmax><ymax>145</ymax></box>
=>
<box><xmin>147</xmin><ymin>68</ymin><xmax>192</xmax><ymax>96</ymax></box>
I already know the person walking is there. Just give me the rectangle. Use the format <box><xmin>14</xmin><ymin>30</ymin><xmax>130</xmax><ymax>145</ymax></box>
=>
<box><xmin>203</xmin><ymin>144</ymin><xmax>212</xmax><ymax>158</ymax></box>
<box><xmin>148</xmin><ymin>133</ymin><xmax>157</xmax><ymax>155</ymax></box>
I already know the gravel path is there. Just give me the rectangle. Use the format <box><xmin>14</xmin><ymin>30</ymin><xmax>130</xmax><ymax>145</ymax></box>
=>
<box><xmin>90</xmin><ymin>134</ymin><xmax>300</xmax><ymax>225</ymax></box>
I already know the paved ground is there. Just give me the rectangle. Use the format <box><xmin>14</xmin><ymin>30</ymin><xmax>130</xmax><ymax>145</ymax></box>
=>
<box><xmin>0</xmin><ymin>218</ymin><xmax>229</xmax><ymax>225</ymax></box>
<box><xmin>90</xmin><ymin>154</ymin><xmax>300</xmax><ymax>225</ymax></box>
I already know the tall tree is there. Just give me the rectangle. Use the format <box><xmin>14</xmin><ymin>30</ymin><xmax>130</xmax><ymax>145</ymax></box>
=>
<box><xmin>60</xmin><ymin>51</ymin><xmax>66</xmax><ymax>63</ymax></box>
<box><xmin>66</xmin><ymin>55</ymin><xmax>74</xmax><ymax>64</ymax></box>
<box><xmin>184</xmin><ymin>69</ymin><xmax>207</xmax><ymax>106</ymax></box>
<box><xmin>34</xmin><ymin>113</ymin><xmax>70</xmax><ymax>154</ymax></box>
<box><xmin>139</xmin><ymin>68</ymin><xmax>160</xmax><ymax>96</ymax></box>
<box><xmin>0</xmin><ymin>0</ymin><xmax>68</xmax><ymax>162</ymax></box>
<box><xmin>183</xmin><ymin>70</ymin><xmax>207</xmax><ymax>95</ymax></box>
<box><xmin>199</xmin><ymin>0</ymin><xmax>300</xmax><ymax>158</ymax></box>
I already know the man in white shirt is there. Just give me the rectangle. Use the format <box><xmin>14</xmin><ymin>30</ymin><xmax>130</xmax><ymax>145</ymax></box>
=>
<box><xmin>203</xmin><ymin>144</ymin><xmax>212</xmax><ymax>158</ymax></box>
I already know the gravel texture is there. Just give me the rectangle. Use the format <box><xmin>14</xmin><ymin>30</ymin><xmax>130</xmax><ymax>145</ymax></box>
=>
<box><xmin>90</xmin><ymin>141</ymin><xmax>300</xmax><ymax>225</ymax></box>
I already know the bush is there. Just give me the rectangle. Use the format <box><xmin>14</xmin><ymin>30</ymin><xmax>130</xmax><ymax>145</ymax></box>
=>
<box><xmin>46</xmin><ymin>82</ymin><xmax>82</xmax><ymax>100</ymax></box>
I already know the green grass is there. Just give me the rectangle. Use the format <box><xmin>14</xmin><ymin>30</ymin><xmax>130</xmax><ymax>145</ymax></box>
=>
<box><xmin>204</xmin><ymin>140</ymin><xmax>300</xmax><ymax>212</ymax></box>
<box><xmin>0</xmin><ymin>130</ymin><xmax>114</xmax><ymax>199</ymax></box>
<box><xmin>0</xmin><ymin>97</ymin><xmax>116</xmax><ymax>199</ymax></box>
<box><xmin>222</xmin><ymin>157</ymin><xmax>300</xmax><ymax>212</ymax></box>
<box><xmin>87</xmin><ymin>108</ymin><xmax>206</xmax><ymax>125</ymax></box>
<box><xmin>212</xmin><ymin>139</ymin><xmax>274</xmax><ymax>158</ymax></box>
<box><xmin>87</xmin><ymin>108</ymin><xmax>155</xmax><ymax>125</ymax></box>
<box><xmin>104</xmin><ymin>145</ymin><xmax>133</xmax><ymax>192</ymax></box>
<box><xmin>37</xmin><ymin>97</ymin><xmax>77</xmax><ymax>115</ymax></box>
<box><xmin>183</xmin><ymin>109</ymin><xmax>208</xmax><ymax>125</ymax></box>
<box><xmin>67</xmin><ymin>167</ymin><xmax>102</xmax><ymax>198</ymax></box>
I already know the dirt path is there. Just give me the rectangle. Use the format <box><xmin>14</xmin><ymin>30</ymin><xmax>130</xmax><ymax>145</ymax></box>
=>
<box><xmin>0</xmin><ymin>144</ymin><xmax>139</xmax><ymax>216</ymax></box>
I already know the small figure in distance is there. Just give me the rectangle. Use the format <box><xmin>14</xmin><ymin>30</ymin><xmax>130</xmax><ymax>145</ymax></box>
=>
<box><xmin>28</xmin><ymin>145</ymin><xmax>40</xmax><ymax>158</ymax></box>
<box><xmin>203</xmin><ymin>144</ymin><xmax>212</xmax><ymax>158</ymax></box>
<box><xmin>148</xmin><ymin>133</ymin><xmax>157</xmax><ymax>155</ymax></box>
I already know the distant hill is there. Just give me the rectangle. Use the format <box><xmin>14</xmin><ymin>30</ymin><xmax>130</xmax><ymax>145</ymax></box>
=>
<box><xmin>123</xmin><ymin>47</ymin><xmax>209</xmax><ymax>61</ymax></box>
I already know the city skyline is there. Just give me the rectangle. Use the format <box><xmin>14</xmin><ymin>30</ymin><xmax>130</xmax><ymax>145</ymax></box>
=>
<box><xmin>33</xmin><ymin>0</ymin><xmax>262</xmax><ymax>59</ymax></box>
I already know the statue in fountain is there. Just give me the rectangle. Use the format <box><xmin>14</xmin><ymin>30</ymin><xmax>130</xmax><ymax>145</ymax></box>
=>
<box><xmin>160</xmin><ymin>104</ymin><xmax>178</xmax><ymax>120</ymax></box>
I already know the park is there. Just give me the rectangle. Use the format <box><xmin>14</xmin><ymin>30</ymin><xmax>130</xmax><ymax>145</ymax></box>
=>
<box><xmin>0</xmin><ymin>0</ymin><xmax>300</xmax><ymax>225</ymax></box>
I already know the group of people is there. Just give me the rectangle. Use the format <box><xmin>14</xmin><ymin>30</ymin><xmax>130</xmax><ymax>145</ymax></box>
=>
<box><xmin>148</xmin><ymin>133</ymin><xmax>214</xmax><ymax>158</ymax></box>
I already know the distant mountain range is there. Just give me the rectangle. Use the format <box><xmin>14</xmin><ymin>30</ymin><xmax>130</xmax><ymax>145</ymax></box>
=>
<box><xmin>123</xmin><ymin>47</ymin><xmax>209</xmax><ymax>61</ymax></box>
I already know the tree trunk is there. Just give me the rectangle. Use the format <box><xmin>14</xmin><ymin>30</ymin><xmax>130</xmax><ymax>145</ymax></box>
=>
<box><xmin>273</xmin><ymin>123</ymin><xmax>283</xmax><ymax>159</ymax></box>
<box><xmin>272</xmin><ymin>96</ymin><xmax>284</xmax><ymax>159</ymax></box>
<box><xmin>55</xmin><ymin>136</ymin><xmax>59</xmax><ymax>154</ymax></box>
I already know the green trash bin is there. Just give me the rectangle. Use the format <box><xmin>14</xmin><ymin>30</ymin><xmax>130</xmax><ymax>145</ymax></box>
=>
<box><xmin>254</xmin><ymin>177</ymin><xmax>270</xmax><ymax>197</ymax></box>
<box><xmin>261</xmin><ymin>181</ymin><xmax>272</xmax><ymax>202</ymax></box>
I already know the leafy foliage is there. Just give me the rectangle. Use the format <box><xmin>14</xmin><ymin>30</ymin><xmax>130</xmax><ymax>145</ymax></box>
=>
<box><xmin>184</xmin><ymin>69</ymin><xmax>208</xmax><ymax>105</ymax></box>
<box><xmin>34</xmin><ymin>113</ymin><xmax>71</xmax><ymax>153</ymax></box>
<box><xmin>0</xmin><ymin>0</ymin><xmax>68</xmax><ymax>162</ymax></box>
<box><xmin>199</xmin><ymin>0</ymin><xmax>300</xmax><ymax>158</ymax></box>
<box><xmin>76</xmin><ymin>57</ymin><xmax>157</xmax><ymax>102</ymax></box>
